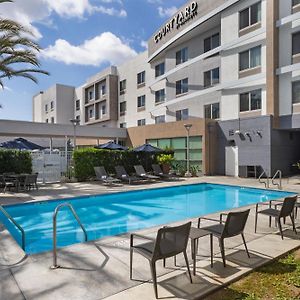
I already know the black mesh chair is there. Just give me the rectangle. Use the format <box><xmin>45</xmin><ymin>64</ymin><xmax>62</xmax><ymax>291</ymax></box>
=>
<box><xmin>130</xmin><ymin>222</ymin><xmax>192</xmax><ymax>299</ymax></box>
<box><xmin>198</xmin><ymin>209</ymin><xmax>250</xmax><ymax>267</ymax></box>
<box><xmin>255</xmin><ymin>196</ymin><xmax>297</xmax><ymax>239</ymax></box>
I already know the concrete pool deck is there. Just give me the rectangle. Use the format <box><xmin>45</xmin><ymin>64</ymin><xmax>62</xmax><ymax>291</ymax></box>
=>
<box><xmin>0</xmin><ymin>176</ymin><xmax>299</xmax><ymax>300</ymax></box>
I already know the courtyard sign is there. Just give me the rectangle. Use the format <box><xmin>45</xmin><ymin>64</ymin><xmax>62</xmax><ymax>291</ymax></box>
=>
<box><xmin>154</xmin><ymin>1</ymin><xmax>198</xmax><ymax>44</ymax></box>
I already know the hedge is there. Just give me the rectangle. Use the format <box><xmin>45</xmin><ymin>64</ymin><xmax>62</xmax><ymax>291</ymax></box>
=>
<box><xmin>73</xmin><ymin>148</ymin><xmax>173</xmax><ymax>181</ymax></box>
<box><xmin>0</xmin><ymin>150</ymin><xmax>32</xmax><ymax>174</ymax></box>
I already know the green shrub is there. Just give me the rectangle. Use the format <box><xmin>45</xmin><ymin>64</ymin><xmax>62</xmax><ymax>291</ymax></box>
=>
<box><xmin>0</xmin><ymin>150</ymin><xmax>32</xmax><ymax>174</ymax></box>
<box><xmin>73</xmin><ymin>148</ymin><xmax>173</xmax><ymax>181</ymax></box>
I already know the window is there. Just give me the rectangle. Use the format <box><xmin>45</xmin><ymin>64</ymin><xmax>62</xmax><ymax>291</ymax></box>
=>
<box><xmin>292</xmin><ymin>81</ymin><xmax>300</xmax><ymax>104</ymax></box>
<box><xmin>88</xmin><ymin>90</ymin><xmax>94</xmax><ymax>100</ymax></box>
<box><xmin>155</xmin><ymin>115</ymin><xmax>165</xmax><ymax>124</ymax></box>
<box><xmin>293</xmin><ymin>0</ymin><xmax>300</xmax><ymax>6</ymax></box>
<box><xmin>45</xmin><ymin>104</ymin><xmax>48</xmax><ymax>113</ymax></box>
<box><xmin>176</xmin><ymin>47</ymin><xmax>188</xmax><ymax>65</ymax></box>
<box><xmin>50</xmin><ymin>101</ymin><xmax>54</xmax><ymax>110</ymax></box>
<box><xmin>292</xmin><ymin>32</ymin><xmax>300</xmax><ymax>56</ymax></box>
<box><xmin>101</xmin><ymin>104</ymin><xmax>106</xmax><ymax>116</ymax></box>
<box><xmin>137</xmin><ymin>95</ymin><xmax>146</xmax><ymax>108</ymax></box>
<box><xmin>76</xmin><ymin>115</ymin><xmax>80</xmax><ymax>121</ymax></box>
<box><xmin>89</xmin><ymin>108</ymin><xmax>94</xmax><ymax>118</ymax></box>
<box><xmin>137</xmin><ymin>71</ymin><xmax>146</xmax><ymax>85</ymax></box>
<box><xmin>76</xmin><ymin>100</ymin><xmax>80</xmax><ymax>111</ymax></box>
<box><xmin>120</xmin><ymin>101</ymin><xmax>126</xmax><ymax>114</ymax></box>
<box><xmin>120</xmin><ymin>80</ymin><xmax>126</xmax><ymax>93</ymax></box>
<box><xmin>204</xmin><ymin>103</ymin><xmax>220</xmax><ymax>119</ymax></box>
<box><xmin>100</xmin><ymin>85</ymin><xmax>106</xmax><ymax>96</ymax></box>
<box><xmin>204</xmin><ymin>68</ymin><xmax>220</xmax><ymax>88</ymax></box>
<box><xmin>120</xmin><ymin>122</ymin><xmax>126</xmax><ymax>128</ymax></box>
<box><xmin>176</xmin><ymin>78</ymin><xmax>188</xmax><ymax>95</ymax></box>
<box><xmin>239</xmin><ymin>2</ymin><xmax>261</xmax><ymax>30</ymax></box>
<box><xmin>45</xmin><ymin>119</ymin><xmax>48</xmax><ymax>123</ymax></box>
<box><xmin>239</xmin><ymin>46</ymin><xmax>261</xmax><ymax>71</ymax></box>
<box><xmin>137</xmin><ymin>119</ymin><xmax>146</xmax><ymax>126</ymax></box>
<box><xmin>155</xmin><ymin>89</ymin><xmax>165</xmax><ymax>104</ymax></box>
<box><xmin>240</xmin><ymin>89</ymin><xmax>262</xmax><ymax>112</ymax></box>
<box><xmin>51</xmin><ymin>117</ymin><xmax>54</xmax><ymax>123</ymax></box>
<box><xmin>204</xmin><ymin>33</ymin><xmax>220</xmax><ymax>53</ymax></box>
<box><xmin>155</xmin><ymin>62</ymin><xmax>165</xmax><ymax>78</ymax></box>
<box><xmin>176</xmin><ymin>109</ymin><xmax>189</xmax><ymax>121</ymax></box>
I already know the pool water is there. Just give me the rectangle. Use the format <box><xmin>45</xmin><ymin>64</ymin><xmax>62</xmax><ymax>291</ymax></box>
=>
<box><xmin>0</xmin><ymin>183</ymin><xmax>294</xmax><ymax>254</ymax></box>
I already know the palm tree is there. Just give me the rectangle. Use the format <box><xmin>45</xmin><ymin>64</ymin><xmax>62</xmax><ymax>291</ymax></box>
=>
<box><xmin>0</xmin><ymin>0</ymin><xmax>49</xmax><ymax>89</ymax></box>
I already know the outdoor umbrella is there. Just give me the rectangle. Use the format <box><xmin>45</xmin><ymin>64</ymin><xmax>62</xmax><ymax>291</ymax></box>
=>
<box><xmin>133</xmin><ymin>144</ymin><xmax>163</xmax><ymax>171</ymax></box>
<box><xmin>0</xmin><ymin>138</ymin><xmax>44</xmax><ymax>150</ymax></box>
<box><xmin>95</xmin><ymin>141</ymin><xmax>128</xmax><ymax>151</ymax></box>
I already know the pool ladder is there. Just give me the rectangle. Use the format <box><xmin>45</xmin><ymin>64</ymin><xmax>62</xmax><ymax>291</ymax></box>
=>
<box><xmin>258</xmin><ymin>170</ymin><xmax>282</xmax><ymax>190</ymax></box>
<box><xmin>51</xmin><ymin>203</ymin><xmax>88</xmax><ymax>269</ymax></box>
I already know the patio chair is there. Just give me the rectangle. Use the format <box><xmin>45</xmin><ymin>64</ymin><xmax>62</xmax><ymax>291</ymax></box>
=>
<box><xmin>152</xmin><ymin>164</ymin><xmax>176</xmax><ymax>180</ymax></box>
<box><xmin>2</xmin><ymin>175</ymin><xmax>18</xmax><ymax>193</ymax></box>
<box><xmin>198</xmin><ymin>209</ymin><xmax>250</xmax><ymax>267</ymax></box>
<box><xmin>94</xmin><ymin>166</ymin><xmax>121</xmax><ymax>185</ymax></box>
<box><xmin>115</xmin><ymin>166</ymin><xmax>144</xmax><ymax>184</ymax></box>
<box><xmin>255</xmin><ymin>196</ymin><xmax>297</xmax><ymax>240</ymax></box>
<box><xmin>134</xmin><ymin>165</ymin><xmax>160</xmax><ymax>181</ymax></box>
<box><xmin>21</xmin><ymin>174</ymin><xmax>38</xmax><ymax>191</ymax></box>
<box><xmin>130</xmin><ymin>222</ymin><xmax>192</xmax><ymax>299</ymax></box>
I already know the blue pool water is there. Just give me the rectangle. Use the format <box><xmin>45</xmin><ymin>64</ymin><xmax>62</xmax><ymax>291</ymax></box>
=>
<box><xmin>0</xmin><ymin>183</ymin><xmax>295</xmax><ymax>254</ymax></box>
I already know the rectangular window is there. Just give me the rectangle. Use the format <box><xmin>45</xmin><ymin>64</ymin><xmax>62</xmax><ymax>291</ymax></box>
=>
<box><xmin>76</xmin><ymin>115</ymin><xmax>80</xmax><ymax>121</ymax></box>
<box><xmin>292</xmin><ymin>81</ymin><xmax>300</xmax><ymax>104</ymax></box>
<box><xmin>120</xmin><ymin>122</ymin><xmax>126</xmax><ymax>128</ymax></box>
<box><xmin>204</xmin><ymin>103</ymin><xmax>220</xmax><ymax>119</ymax></box>
<box><xmin>137</xmin><ymin>119</ymin><xmax>146</xmax><ymax>126</ymax></box>
<box><xmin>88</xmin><ymin>90</ymin><xmax>94</xmax><ymax>100</ymax></box>
<box><xmin>100</xmin><ymin>85</ymin><xmax>106</xmax><ymax>96</ymax></box>
<box><xmin>176</xmin><ymin>78</ymin><xmax>188</xmax><ymax>95</ymax></box>
<box><xmin>204</xmin><ymin>68</ymin><xmax>220</xmax><ymax>88</ymax></box>
<box><xmin>292</xmin><ymin>32</ymin><xmax>300</xmax><ymax>56</ymax></box>
<box><xmin>155</xmin><ymin>62</ymin><xmax>165</xmax><ymax>78</ymax></box>
<box><xmin>120</xmin><ymin>101</ymin><xmax>126</xmax><ymax>114</ymax></box>
<box><xmin>239</xmin><ymin>46</ymin><xmax>261</xmax><ymax>71</ymax></box>
<box><xmin>155</xmin><ymin>89</ymin><xmax>165</xmax><ymax>104</ymax></box>
<box><xmin>45</xmin><ymin>104</ymin><xmax>48</xmax><ymax>113</ymax></box>
<box><xmin>75</xmin><ymin>100</ymin><xmax>80</xmax><ymax>111</ymax></box>
<box><xmin>239</xmin><ymin>2</ymin><xmax>261</xmax><ymax>30</ymax></box>
<box><xmin>89</xmin><ymin>108</ymin><xmax>94</xmax><ymax>118</ymax></box>
<box><xmin>51</xmin><ymin>117</ymin><xmax>54</xmax><ymax>124</ymax></box>
<box><xmin>204</xmin><ymin>33</ymin><xmax>220</xmax><ymax>53</ymax></box>
<box><xmin>137</xmin><ymin>71</ymin><xmax>146</xmax><ymax>85</ymax></box>
<box><xmin>240</xmin><ymin>89</ymin><xmax>262</xmax><ymax>112</ymax></box>
<box><xmin>45</xmin><ymin>119</ymin><xmax>48</xmax><ymax>123</ymax></box>
<box><xmin>155</xmin><ymin>115</ymin><xmax>165</xmax><ymax>124</ymax></box>
<box><xmin>176</xmin><ymin>47</ymin><xmax>188</xmax><ymax>65</ymax></box>
<box><xmin>101</xmin><ymin>104</ymin><xmax>106</xmax><ymax>116</ymax></box>
<box><xmin>120</xmin><ymin>80</ymin><xmax>126</xmax><ymax>93</ymax></box>
<box><xmin>50</xmin><ymin>101</ymin><xmax>54</xmax><ymax>110</ymax></box>
<box><xmin>137</xmin><ymin>95</ymin><xmax>146</xmax><ymax>108</ymax></box>
<box><xmin>176</xmin><ymin>109</ymin><xmax>189</xmax><ymax>121</ymax></box>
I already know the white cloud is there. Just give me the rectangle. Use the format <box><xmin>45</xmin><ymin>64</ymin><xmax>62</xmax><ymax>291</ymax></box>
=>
<box><xmin>158</xmin><ymin>6</ymin><xmax>178</xmax><ymax>18</ymax></box>
<box><xmin>42</xmin><ymin>32</ymin><xmax>137</xmax><ymax>67</ymax></box>
<box><xmin>140</xmin><ymin>40</ymin><xmax>148</xmax><ymax>49</ymax></box>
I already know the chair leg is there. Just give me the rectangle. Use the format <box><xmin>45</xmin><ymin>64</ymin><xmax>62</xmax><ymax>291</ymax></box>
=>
<box><xmin>163</xmin><ymin>258</ymin><xmax>166</xmax><ymax>268</ymax></box>
<box><xmin>241</xmin><ymin>233</ymin><xmax>250</xmax><ymax>258</ymax></box>
<box><xmin>278</xmin><ymin>218</ymin><xmax>284</xmax><ymax>240</ymax></box>
<box><xmin>255</xmin><ymin>211</ymin><xmax>258</xmax><ymax>233</ymax></box>
<box><xmin>150</xmin><ymin>261</ymin><xmax>158</xmax><ymax>299</ymax></box>
<box><xmin>210</xmin><ymin>234</ymin><xmax>213</xmax><ymax>268</ymax></box>
<box><xmin>174</xmin><ymin>255</ymin><xmax>177</xmax><ymax>267</ymax></box>
<box><xmin>219</xmin><ymin>239</ymin><xmax>226</xmax><ymax>267</ymax></box>
<box><xmin>290</xmin><ymin>214</ymin><xmax>297</xmax><ymax>234</ymax></box>
<box><xmin>183</xmin><ymin>251</ymin><xmax>192</xmax><ymax>284</ymax></box>
<box><xmin>129</xmin><ymin>248</ymin><xmax>133</xmax><ymax>280</ymax></box>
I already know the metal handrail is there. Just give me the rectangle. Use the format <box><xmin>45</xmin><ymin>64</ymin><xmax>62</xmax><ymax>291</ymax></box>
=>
<box><xmin>0</xmin><ymin>205</ymin><xmax>25</xmax><ymax>250</ymax></box>
<box><xmin>258</xmin><ymin>171</ymin><xmax>269</xmax><ymax>189</ymax></box>
<box><xmin>51</xmin><ymin>203</ymin><xmax>88</xmax><ymax>269</ymax></box>
<box><xmin>271</xmin><ymin>170</ymin><xmax>282</xmax><ymax>190</ymax></box>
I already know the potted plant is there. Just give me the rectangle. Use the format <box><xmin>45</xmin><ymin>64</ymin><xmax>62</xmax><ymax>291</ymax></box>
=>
<box><xmin>157</xmin><ymin>154</ymin><xmax>174</xmax><ymax>174</ymax></box>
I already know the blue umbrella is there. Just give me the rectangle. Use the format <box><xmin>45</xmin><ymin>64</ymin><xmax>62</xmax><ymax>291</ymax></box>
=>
<box><xmin>95</xmin><ymin>141</ymin><xmax>128</xmax><ymax>151</ymax></box>
<box><xmin>0</xmin><ymin>138</ymin><xmax>44</xmax><ymax>150</ymax></box>
<box><xmin>133</xmin><ymin>143</ymin><xmax>163</xmax><ymax>153</ymax></box>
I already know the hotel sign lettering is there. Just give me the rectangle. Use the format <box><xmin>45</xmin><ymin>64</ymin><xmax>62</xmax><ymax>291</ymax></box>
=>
<box><xmin>154</xmin><ymin>1</ymin><xmax>198</xmax><ymax>44</ymax></box>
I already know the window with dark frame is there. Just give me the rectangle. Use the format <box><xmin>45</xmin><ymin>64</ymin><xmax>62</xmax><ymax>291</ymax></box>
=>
<box><xmin>89</xmin><ymin>108</ymin><xmax>94</xmax><ymax>118</ymax></box>
<box><xmin>120</xmin><ymin>122</ymin><xmax>126</xmax><ymax>128</ymax></box>
<box><xmin>76</xmin><ymin>100</ymin><xmax>80</xmax><ymax>111</ymax></box>
<box><xmin>50</xmin><ymin>101</ymin><xmax>54</xmax><ymax>110</ymax></box>
<box><xmin>100</xmin><ymin>84</ymin><xmax>106</xmax><ymax>96</ymax></box>
<box><xmin>239</xmin><ymin>2</ymin><xmax>261</xmax><ymax>30</ymax></box>
<box><xmin>137</xmin><ymin>71</ymin><xmax>146</xmax><ymax>85</ymax></box>
<box><xmin>45</xmin><ymin>119</ymin><xmax>48</xmax><ymax>123</ymax></box>
<box><xmin>176</xmin><ymin>47</ymin><xmax>188</xmax><ymax>65</ymax></box>
<box><xmin>101</xmin><ymin>104</ymin><xmax>106</xmax><ymax>116</ymax></box>
<box><xmin>204</xmin><ymin>33</ymin><xmax>220</xmax><ymax>53</ymax></box>
<box><xmin>176</xmin><ymin>78</ymin><xmax>188</xmax><ymax>95</ymax></box>
<box><xmin>155</xmin><ymin>115</ymin><xmax>165</xmax><ymax>124</ymax></box>
<box><xmin>204</xmin><ymin>68</ymin><xmax>220</xmax><ymax>88</ymax></box>
<box><xmin>155</xmin><ymin>62</ymin><xmax>165</xmax><ymax>78</ymax></box>
<box><xmin>239</xmin><ymin>46</ymin><xmax>261</xmax><ymax>71</ymax></box>
<box><xmin>120</xmin><ymin>80</ymin><xmax>126</xmax><ymax>92</ymax></box>
<box><xmin>137</xmin><ymin>119</ymin><xmax>146</xmax><ymax>126</ymax></box>
<box><xmin>240</xmin><ymin>89</ymin><xmax>262</xmax><ymax>112</ymax></box>
<box><xmin>176</xmin><ymin>109</ymin><xmax>189</xmax><ymax>121</ymax></box>
<box><xmin>292</xmin><ymin>32</ymin><xmax>300</xmax><ymax>56</ymax></box>
<box><xmin>292</xmin><ymin>81</ymin><xmax>300</xmax><ymax>104</ymax></box>
<box><xmin>45</xmin><ymin>104</ymin><xmax>48</xmax><ymax>113</ymax></box>
<box><xmin>120</xmin><ymin>101</ymin><xmax>126</xmax><ymax>113</ymax></box>
<box><xmin>137</xmin><ymin>95</ymin><xmax>146</xmax><ymax>108</ymax></box>
<box><xmin>88</xmin><ymin>90</ymin><xmax>93</xmax><ymax>100</ymax></box>
<box><xmin>204</xmin><ymin>103</ymin><xmax>220</xmax><ymax>119</ymax></box>
<box><xmin>155</xmin><ymin>89</ymin><xmax>165</xmax><ymax>103</ymax></box>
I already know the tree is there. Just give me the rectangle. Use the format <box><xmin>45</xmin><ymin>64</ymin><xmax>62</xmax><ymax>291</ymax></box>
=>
<box><xmin>0</xmin><ymin>0</ymin><xmax>49</xmax><ymax>89</ymax></box>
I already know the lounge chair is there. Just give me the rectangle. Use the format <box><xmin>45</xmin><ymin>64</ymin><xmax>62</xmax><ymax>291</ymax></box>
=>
<box><xmin>130</xmin><ymin>222</ymin><xmax>192</xmax><ymax>299</ymax></box>
<box><xmin>152</xmin><ymin>164</ymin><xmax>176</xmax><ymax>180</ymax></box>
<box><xmin>134</xmin><ymin>165</ymin><xmax>160</xmax><ymax>180</ymax></box>
<box><xmin>255</xmin><ymin>196</ymin><xmax>297</xmax><ymax>239</ymax></box>
<box><xmin>115</xmin><ymin>166</ymin><xmax>144</xmax><ymax>184</ymax></box>
<box><xmin>198</xmin><ymin>209</ymin><xmax>250</xmax><ymax>267</ymax></box>
<box><xmin>94</xmin><ymin>167</ymin><xmax>120</xmax><ymax>185</ymax></box>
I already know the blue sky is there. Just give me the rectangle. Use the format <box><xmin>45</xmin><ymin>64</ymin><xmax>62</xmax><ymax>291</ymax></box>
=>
<box><xmin>0</xmin><ymin>0</ymin><xmax>187</xmax><ymax>121</ymax></box>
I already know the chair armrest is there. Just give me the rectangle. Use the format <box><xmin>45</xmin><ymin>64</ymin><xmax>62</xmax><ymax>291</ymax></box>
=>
<box><xmin>198</xmin><ymin>216</ymin><xmax>225</xmax><ymax>228</ymax></box>
<box><xmin>220</xmin><ymin>213</ymin><xmax>228</xmax><ymax>223</ymax></box>
<box><xmin>130</xmin><ymin>233</ymin><xmax>155</xmax><ymax>247</ymax></box>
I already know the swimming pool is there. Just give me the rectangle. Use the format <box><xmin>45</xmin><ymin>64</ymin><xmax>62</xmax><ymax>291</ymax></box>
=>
<box><xmin>0</xmin><ymin>183</ymin><xmax>295</xmax><ymax>254</ymax></box>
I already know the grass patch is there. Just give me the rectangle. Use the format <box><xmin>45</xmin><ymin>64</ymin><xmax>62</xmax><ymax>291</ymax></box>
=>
<box><xmin>207</xmin><ymin>249</ymin><xmax>300</xmax><ymax>300</ymax></box>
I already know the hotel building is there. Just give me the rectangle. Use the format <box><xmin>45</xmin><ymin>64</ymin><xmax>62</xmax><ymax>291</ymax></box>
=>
<box><xmin>33</xmin><ymin>0</ymin><xmax>300</xmax><ymax>177</ymax></box>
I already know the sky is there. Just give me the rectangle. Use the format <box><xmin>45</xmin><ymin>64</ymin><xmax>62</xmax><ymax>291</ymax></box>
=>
<box><xmin>0</xmin><ymin>0</ymin><xmax>187</xmax><ymax>121</ymax></box>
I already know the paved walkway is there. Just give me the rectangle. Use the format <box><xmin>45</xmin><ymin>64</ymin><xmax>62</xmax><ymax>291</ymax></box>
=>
<box><xmin>0</xmin><ymin>176</ymin><xmax>299</xmax><ymax>300</ymax></box>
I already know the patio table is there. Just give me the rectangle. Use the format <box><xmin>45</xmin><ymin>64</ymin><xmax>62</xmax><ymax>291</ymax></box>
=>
<box><xmin>5</xmin><ymin>174</ymin><xmax>29</xmax><ymax>192</ymax></box>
